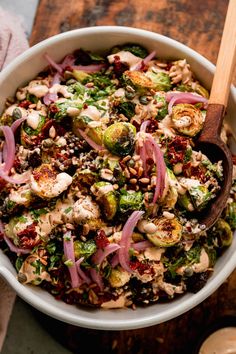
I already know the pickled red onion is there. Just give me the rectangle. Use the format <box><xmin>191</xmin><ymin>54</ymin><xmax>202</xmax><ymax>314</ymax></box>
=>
<box><xmin>118</xmin><ymin>211</ymin><xmax>144</xmax><ymax>273</ymax></box>
<box><xmin>63</xmin><ymin>232</ymin><xmax>81</xmax><ymax>288</ymax></box>
<box><xmin>11</xmin><ymin>116</ymin><xmax>27</xmax><ymax>134</ymax></box>
<box><xmin>90</xmin><ymin>268</ymin><xmax>104</xmax><ymax>291</ymax></box>
<box><xmin>131</xmin><ymin>240</ymin><xmax>153</xmax><ymax>251</ymax></box>
<box><xmin>92</xmin><ymin>243</ymin><xmax>120</xmax><ymax>265</ymax></box>
<box><xmin>0</xmin><ymin>126</ymin><xmax>15</xmax><ymax>173</ymax></box>
<box><xmin>71</xmin><ymin>63</ymin><xmax>107</xmax><ymax>73</ymax></box>
<box><xmin>76</xmin><ymin>257</ymin><xmax>91</xmax><ymax>285</ymax></box>
<box><xmin>44</xmin><ymin>53</ymin><xmax>63</xmax><ymax>74</ymax></box>
<box><xmin>166</xmin><ymin>92</ymin><xmax>208</xmax><ymax>115</ymax></box>
<box><xmin>131</xmin><ymin>51</ymin><xmax>156</xmax><ymax>71</ymax></box>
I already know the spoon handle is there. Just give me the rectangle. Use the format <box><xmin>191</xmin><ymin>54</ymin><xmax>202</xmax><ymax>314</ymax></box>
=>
<box><xmin>209</xmin><ymin>0</ymin><xmax>236</xmax><ymax>106</ymax></box>
<box><xmin>199</xmin><ymin>0</ymin><xmax>236</xmax><ymax>141</ymax></box>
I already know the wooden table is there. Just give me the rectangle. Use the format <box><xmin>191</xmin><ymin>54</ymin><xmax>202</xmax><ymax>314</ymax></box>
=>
<box><xmin>30</xmin><ymin>1</ymin><xmax>236</xmax><ymax>353</ymax></box>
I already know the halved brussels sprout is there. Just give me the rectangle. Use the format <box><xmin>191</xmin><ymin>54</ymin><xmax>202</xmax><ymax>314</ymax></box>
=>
<box><xmin>178</xmin><ymin>193</ymin><xmax>195</xmax><ymax>212</ymax></box>
<box><xmin>147</xmin><ymin>216</ymin><xmax>182</xmax><ymax>247</ymax></box>
<box><xmin>155</xmin><ymin>95</ymin><xmax>168</xmax><ymax>120</ymax></box>
<box><xmin>91</xmin><ymin>181</ymin><xmax>118</xmax><ymax>220</ymax></box>
<box><xmin>108</xmin><ymin>267</ymin><xmax>131</xmax><ymax>288</ymax></box>
<box><xmin>21</xmin><ymin>114</ymin><xmax>46</xmax><ymax>147</ymax></box>
<box><xmin>146</xmin><ymin>71</ymin><xmax>172</xmax><ymax>91</ymax></box>
<box><xmin>123</xmin><ymin>70</ymin><xmax>154</xmax><ymax>94</ymax></box>
<box><xmin>30</xmin><ymin>164</ymin><xmax>72</xmax><ymax>199</ymax></box>
<box><xmin>189</xmin><ymin>185</ymin><xmax>212</xmax><ymax>211</ymax></box>
<box><xmin>73</xmin><ymin>115</ymin><xmax>103</xmax><ymax>145</ymax></box>
<box><xmin>75</xmin><ymin>169</ymin><xmax>98</xmax><ymax>186</ymax></box>
<box><xmin>224</xmin><ymin>202</ymin><xmax>236</xmax><ymax>229</ymax></box>
<box><xmin>212</xmin><ymin>218</ymin><xmax>233</xmax><ymax>247</ymax></box>
<box><xmin>103</xmin><ymin>122</ymin><xmax>136</xmax><ymax>156</ymax></box>
<box><xmin>194</xmin><ymin>83</ymin><xmax>209</xmax><ymax>99</ymax></box>
<box><xmin>74</xmin><ymin>239</ymin><xmax>97</xmax><ymax>259</ymax></box>
<box><xmin>171</xmin><ymin>103</ymin><xmax>204</xmax><ymax>137</ymax></box>
<box><xmin>119</xmin><ymin>191</ymin><xmax>143</xmax><ymax>213</ymax></box>
<box><xmin>161</xmin><ymin>169</ymin><xmax>178</xmax><ymax>209</ymax></box>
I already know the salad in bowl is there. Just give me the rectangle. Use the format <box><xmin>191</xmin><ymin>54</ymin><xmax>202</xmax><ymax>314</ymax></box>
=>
<box><xmin>0</xmin><ymin>42</ymin><xmax>235</xmax><ymax>310</ymax></box>
<box><xmin>0</xmin><ymin>27</ymin><xmax>235</xmax><ymax>329</ymax></box>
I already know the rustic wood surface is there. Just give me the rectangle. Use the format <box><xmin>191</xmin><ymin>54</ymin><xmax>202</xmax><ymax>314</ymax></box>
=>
<box><xmin>30</xmin><ymin>1</ymin><xmax>236</xmax><ymax>353</ymax></box>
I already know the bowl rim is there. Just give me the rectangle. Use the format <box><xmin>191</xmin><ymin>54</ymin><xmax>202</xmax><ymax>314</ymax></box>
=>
<box><xmin>0</xmin><ymin>25</ymin><xmax>236</xmax><ymax>330</ymax></box>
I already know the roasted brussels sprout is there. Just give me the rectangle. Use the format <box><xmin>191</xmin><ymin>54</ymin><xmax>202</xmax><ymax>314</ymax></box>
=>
<box><xmin>75</xmin><ymin>169</ymin><xmax>98</xmax><ymax>187</ymax></box>
<box><xmin>161</xmin><ymin>169</ymin><xmax>178</xmax><ymax>209</ymax></box>
<box><xmin>91</xmin><ymin>182</ymin><xmax>118</xmax><ymax>220</ymax></box>
<box><xmin>21</xmin><ymin>114</ymin><xmax>46</xmax><ymax>147</ymax></box>
<box><xmin>155</xmin><ymin>95</ymin><xmax>168</xmax><ymax>120</ymax></box>
<box><xmin>108</xmin><ymin>267</ymin><xmax>131</xmax><ymax>287</ymax></box>
<box><xmin>103</xmin><ymin>122</ymin><xmax>136</xmax><ymax>156</ymax></box>
<box><xmin>171</xmin><ymin>103</ymin><xmax>204</xmax><ymax>137</ymax></box>
<box><xmin>146</xmin><ymin>71</ymin><xmax>172</xmax><ymax>91</ymax></box>
<box><xmin>30</xmin><ymin>164</ymin><xmax>73</xmax><ymax>199</ymax></box>
<box><xmin>194</xmin><ymin>83</ymin><xmax>209</xmax><ymax>99</ymax></box>
<box><xmin>73</xmin><ymin>114</ymin><xmax>103</xmax><ymax>145</ymax></box>
<box><xmin>211</xmin><ymin>218</ymin><xmax>233</xmax><ymax>247</ymax></box>
<box><xmin>74</xmin><ymin>240</ymin><xmax>97</xmax><ymax>259</ymax></box>
<box><xmin>147</xmin><ymin>217</ymin><xmax>182</xmax><ymax>247</ymax></box>
<box><xmin>123</xmin><ymin>70</ymin><xmax>154</xmax><ymax>94</ymax></box>
<box><xmin>178</xmin><ymin>193</ymin><xmax>195</xmax><ymax>212</ymax></box>
<box><xmin>119</xmin><ymin>191</ymin><xmax>144</xmax><ymax>213</ymax></box>
<box><xmin>224</xmin><ymin>202</ymin><xmax>236</xmax><ymax>229</ymax></box>
<box><xmin>189</xmin><ymin>185</ymin><xmax>212</xmax><ymax>211</ymax></box>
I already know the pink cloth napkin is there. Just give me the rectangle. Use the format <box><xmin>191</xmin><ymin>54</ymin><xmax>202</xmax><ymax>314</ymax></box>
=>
<box><xmin>0</xmin><ymin>7</ymin><xmax>28</xmax><ymax>351</ymax></box>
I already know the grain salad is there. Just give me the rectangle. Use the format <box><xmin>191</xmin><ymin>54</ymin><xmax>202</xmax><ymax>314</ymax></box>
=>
<box><xmin>0</xmin><ymin>44</ymin><xmax>235</xmax><ymax>309</ymax></box>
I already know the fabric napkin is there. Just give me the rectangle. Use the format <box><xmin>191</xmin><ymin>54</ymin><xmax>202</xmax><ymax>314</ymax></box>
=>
<box><xmin>0</xmin><ymin>7</ymin><xmax>28</xmax><ymax>351</ymax></box>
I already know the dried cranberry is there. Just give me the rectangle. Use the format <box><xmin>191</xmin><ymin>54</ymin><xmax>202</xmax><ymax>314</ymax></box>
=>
<box><xmin>95</xmin><ymin>230</ymin><xmax>109</xmax><ymax>249</ymax></box>
<box><xmin>167</xmin><ymin>136</ymin><xmax>190</xmax><ymax>164</ymax></box>
<box><xmin>18</xmin><ymin>100</ymin><xmax>31</xmax><ymax>108</ymax></box>
<box><xmin>113</xmin><ymin>56</ymin><xmax>129</xmax><ymax>77</ymax></box>
<box><xmin>18</xmin><ymin>223</ymin><xmax>39</xmax><ymax>249</ymax></box>
<box><xmin>129</xmin><ymin>260</ymin><xmax>153</xmax><ymax>275</ymax></box>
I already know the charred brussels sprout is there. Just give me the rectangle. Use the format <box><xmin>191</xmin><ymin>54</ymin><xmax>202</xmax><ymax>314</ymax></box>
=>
<box><xmin>146</xmin><ymin>71</ymin><xmax>172</xmax><ymax>91</ymax></box>
<box><xmin>212</xmin><ymin>218</ymin><xmax>233</xmax><ymax>247</ymax></box>
<box><xmin>108</xmin><ymin>267</ymin><xmax>131</xmax><ymax>287</ymax></box>
<box><xmin>224</xmin><ymin>202</ymin><xmax>236</xmax><ymax>229</ymax></box>
<box><xmin>178</xmin><ymin>193</ymin><xmax>195</xmax><ymax>212</ymax></box>
<box><xmin>146</xmin><ymin>217</ymin><xmax>182</xmax><ymax>247</ymax></box>
<box><xmin>155</xmin><ymin>95</ymin><xmax>168</xmax><ymax>120</ymax></box>
<box><xmin>119</xmin><ymin>191</ymin><xmax>144</xmax><ymax>213</ymax></box>
<box><xmin>189</xmin><ymin>185</ymin><xmax>212</xmax><ymax>211</ymax></box>
<box><xmin>104</xmin><ymin>122</ymin><xmax>136</xmax><ymax>156</ymax></box>
<box><xmin>74</xmin><ymin>240</ymin><xmax>97</xmax><ymax>259</ymax></box>
<box><xmin>91</xmin><ymin>181</ymin><xmax>118</xmax><ymax>220</ymax></box>
<box><xmin>73</xmin><ymin>115</ymin><xmax>103</xmax><ymax>145</ymax></box>
<box><xmin>21</xmin><ymin>114</ymin><xmax>46</xmax><ymax>147</ymax></box>
<box><xmin>123</xmin><ymin>70</ymin><xmax>154</xmax><ymax>94</ymax></box>
<box><xmin>171</xmin><ymin>103</ymin><xmax>204</xmax><ymax>137</ymax></box>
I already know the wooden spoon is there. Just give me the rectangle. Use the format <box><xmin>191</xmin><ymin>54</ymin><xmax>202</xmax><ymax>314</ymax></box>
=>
<box><xmin>197</xmin><ymin>0</ymin><xmax>236</xmax><ymax>229</ymax></box>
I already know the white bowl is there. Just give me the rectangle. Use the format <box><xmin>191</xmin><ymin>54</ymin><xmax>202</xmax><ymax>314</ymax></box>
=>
<box><xmin>0</xmin><ymin>26</ymin><xmax>236</xmax><ymax>330</ymax></box>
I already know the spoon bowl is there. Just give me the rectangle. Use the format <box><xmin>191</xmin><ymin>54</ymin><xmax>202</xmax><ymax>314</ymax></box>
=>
<box><xmin>195</xmin><ymin>0</ymin><xmax>236</xmax><ymax>229</ymax></box>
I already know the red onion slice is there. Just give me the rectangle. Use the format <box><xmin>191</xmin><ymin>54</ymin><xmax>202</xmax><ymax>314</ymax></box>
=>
<box><xmin>43</xmin><ymin>92</ymin><xmax>58</xmax><ymax>105</ymax></box>
<box><xmin>63</xmin><ymin>232</ymin><xmax>82</xmax><ymax>288</ymax></box>
<box><xmin>0</xmin><ymin>220</ymin><xmax>31</xmax><ymax>254</ymax></box>
<box><xmin>166</xmin><ymin>92</ymin><xmax>208</xmax><ymax>115</ymax></box>
<box><xmin>0</xmin><ymin>169</ymin><xmax>30</xmax><ymax>185</ymax></box>
<box><xmin>110</xmin><ymin>253</ymin><xmax>119</xmax><ymax>268</ymax></box>
<box><xmin>11</xmin><ymin>116</ymin><xmax>27</xmax><ymax>134</ymax></box>
<box><xmin>131</xmin><ymin>51</ymin><xmax>156</xmax><ymax>71</ymax></box>
<box><xmin>131</xmin><ymin>240</ymin><xmax>153</xmax><ymax>251</ymax></box>
<box><xmin>118</xmin><ymin>211</ymin><xmax>144</xmax><ymax>273</ymax></box>
<box><xmin>75</xmin><ymin>257</ymin><xmax>91</xmax><ymax>285</ymax></box>
<box><xmin>78</xmin><ymin>129</ymin><xmax>104</xmax><ymax>151</ymax></box>
<box><xmin>92</xmin><ymin>243</ymin><xmax>120</xmax><ymax>265</ymax></box>
<box><xmin>89</xmin><ymin>268</ymin><xmax>104</xmax><ymax>291</ymax></box>
<box><xmin>140</xmin><ymin>120</ymin><xmax>150</xmax><ymax>132</ymax></box>
<box><xmin>0</xmin><ymin>126</ymin><xmax>16</xmax><ymax>173</ymax></box>
<box><xmin>44</xmin><ymin>53</ymin><xmax>63</xmax><ymax>74</ymax></box>
<box><xmin>145</xmin><ymin>134</ymin><xmax>166</xmax><ymax>203</ymax></box>
<box><xmin>71</xmin><ymin>63</ymin><xmax>107</xmax><ymax>73</ymax></box>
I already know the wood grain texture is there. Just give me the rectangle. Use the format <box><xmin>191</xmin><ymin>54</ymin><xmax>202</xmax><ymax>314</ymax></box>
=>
<box><xmin>30</xmin><ymin>1</ymin><xmax>236</xmax><ymax>353</ymax></box>
<box><xmin>31</xmin><ymin>0</ymin><xmax>227</xmax><ymax>64</ymax></box>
